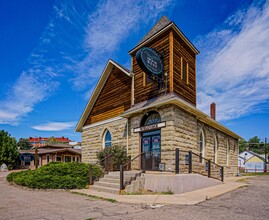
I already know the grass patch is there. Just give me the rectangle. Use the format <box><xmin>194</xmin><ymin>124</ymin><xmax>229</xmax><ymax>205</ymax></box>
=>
<box><xmin>240</xmin><ymin>172</ymin><xmax>269</xmax><ymax>176</ymax></box>
<box><xmin>236</xmin><ymin>178</ymin><xmax>249</xmax><ymax>183</ymax></box>
<box><xmin>7</xmin><ymin>162</ymin><xmax>103</xmax><ymax>189</ymax></box>
<box><xmin>238</xmin><ymin>185</ymin><xmax>248</xmax><ymax>189</ymax></box>
<box><xmin>122</xmin><ymin>188</ymin><xmax>174</xmax><ymax>195</ymax></box>
<box><xmin>71</xmin><ymin>191</ymin><xmax>117</xmax><ymax>203</ymax></box>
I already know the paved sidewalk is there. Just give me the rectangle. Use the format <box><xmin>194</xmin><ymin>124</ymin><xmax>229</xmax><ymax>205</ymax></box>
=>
<box><xmin>72</xmin><ymin>176</ymin><xmax>255</xmax><ymax>205</ymax></box>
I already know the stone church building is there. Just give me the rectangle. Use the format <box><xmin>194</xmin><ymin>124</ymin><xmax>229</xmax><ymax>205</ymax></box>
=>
<box><xmin>75</xmin><ymin>16</ymin><xmax>240</xmax><ymax>177</ymax></box>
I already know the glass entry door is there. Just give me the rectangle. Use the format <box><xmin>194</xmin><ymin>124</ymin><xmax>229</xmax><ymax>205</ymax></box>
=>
<box><xmin>141</xmin><ymin>130</ymin><xmax>161</xmax><ymax>170</ymax></box>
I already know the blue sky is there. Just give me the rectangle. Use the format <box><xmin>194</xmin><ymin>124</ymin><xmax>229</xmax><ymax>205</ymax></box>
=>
<box><xmin>1</xmin><ymin>0</ymin><xmax>268</xmax><ymax>142</ymax></box>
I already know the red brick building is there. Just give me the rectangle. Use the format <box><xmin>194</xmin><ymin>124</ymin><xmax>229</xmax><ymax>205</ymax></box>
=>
<box><xmin>28</xmin><ymin>136</ymin><xmax>71</xmax><ymax>147</ymax></box>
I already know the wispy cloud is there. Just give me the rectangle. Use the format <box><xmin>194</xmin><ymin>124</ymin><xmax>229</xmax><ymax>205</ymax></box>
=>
<box><xmin>32</xmin><ymin>121</ymin><xmax>76</xmax><ymax>131</ymax></box>
<box><xmin>196</xmin><ymin>0</ymin><xmax>269</xmax><ymax>121</ymax></box>
<box><xmin>69</xmin><ymin>0</ymin><xmax>175</xmax><ymax>91</ymax></box>
<box><xmin>0</xmin><ymin>0</ymin><xmax>174</xmax><ymax>125</ymax></box>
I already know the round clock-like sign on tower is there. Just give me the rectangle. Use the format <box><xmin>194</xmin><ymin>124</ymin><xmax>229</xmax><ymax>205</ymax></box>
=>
<box><xmin>136</xmin><ymin>47</ymin><xmax>163</xmax><ymax>76</ymax></box>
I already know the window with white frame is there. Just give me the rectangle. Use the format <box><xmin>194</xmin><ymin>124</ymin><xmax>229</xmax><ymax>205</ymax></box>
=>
<box><xmin>65</xmin><ymin>156</ymin><xmax>71</xmax><ymax>162</ymax></box>
<box><xmin>103</xmin><ymin>130</ymin><xmax>112</xmax><ymax>148</ymax></box>
<box><xmin>56</xmin><ymin>156</ymin><xmax>62</xmax><ymax>162</ymax></box>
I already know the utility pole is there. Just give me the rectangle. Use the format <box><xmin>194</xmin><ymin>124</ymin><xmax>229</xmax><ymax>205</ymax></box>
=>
<box><xmin>35</xmin><ymin>146</ymin><xmax>38</xmax><ymax>169</ymax></box>
<box><xmin>264</xmin><ymin>138</ymin><xmax>267</xmax><ymax>173</ymax></box>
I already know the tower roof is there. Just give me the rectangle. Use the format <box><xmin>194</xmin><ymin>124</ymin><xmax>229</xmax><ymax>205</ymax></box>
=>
<box><xmin>137</xmin><ymin>16</ymin><xmax>171</xmax><ymax>46</ymax></box>
<box><xmin>129</xmin><ymin>16</ymin><xmax>199</xmax><ymax>55</ymax></box>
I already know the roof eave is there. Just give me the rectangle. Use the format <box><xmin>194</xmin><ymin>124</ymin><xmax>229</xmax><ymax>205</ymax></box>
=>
<box><xmin>75</xmin><ymin>59</ymin><xmax>131</xmax><ymax>132</ymax></box>
<box><xmin>121</xmin><ymin>97</ymin><xmax>240</xmax><ymax>140</ymax></box>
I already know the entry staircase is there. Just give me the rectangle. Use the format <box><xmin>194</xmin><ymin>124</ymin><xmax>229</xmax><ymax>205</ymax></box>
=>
<box><xmin>90</xmin><ymin>171</ymin><xmax>142</xmax><ymax>194</ymax></box>
<box><xmin>89</xmin><ymin>149</ymin><xmax>224</xmax><ymax>194</ymax></box>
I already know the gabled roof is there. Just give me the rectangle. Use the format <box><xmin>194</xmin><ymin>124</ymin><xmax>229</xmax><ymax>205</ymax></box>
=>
<box><xmin>240</xmin><ymin>150</ymin><xmax>266</xmax><ymax>162</ymax></box>
<box><xmin>121</xmin><ymin>92</ymin><xmax>241</xmax><ymax>139</ymax></box>
<box><xmin>75</xmin><ymin>59</ymin><xmax>131</xmax><ymax>132</ymax></box>
<box><xmin>129</xmin><ymin>16</ymin><xmax>199</xmax><ymax>55</ymax></box>
<box><xmin>38</xmin><ymin>143</ymin><xmax>70</xmax><ymax>149</ymax></box>
<box><xmin>19</xmin><ymin>148</ymin><xmax>81</xmax><ymax>155</ymax></box>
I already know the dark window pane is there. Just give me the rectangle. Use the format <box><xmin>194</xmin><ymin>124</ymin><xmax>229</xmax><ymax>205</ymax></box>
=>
<box><xmin>105</xmin><ymin>131</ymin><xmax>112</xmax><ymax>147</ymax></box>
<box><xmin>182</xmin><ymin>59</ymin><xmax>187</xmax><ymax>82</ymax></box>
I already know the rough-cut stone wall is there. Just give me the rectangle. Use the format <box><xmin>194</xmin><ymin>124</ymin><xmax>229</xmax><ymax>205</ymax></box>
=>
<box><xmin>196</xmin><ymin>122</ymin><xmax>239</xmax><ymax>177</ymax></box>
<box><xmin>127</xmin><ymin>104</ymin><xmax>239</xmax><ymax>176</ymax></box>
<box><xmin>81</xmin><ymin>118</ymin><xmax>128</xmax><ymax>163</ymax></box>
<box><xmin>81</xmin><ymin>104</ymin><xmax>239</xmax><ymax>177</ymax></box>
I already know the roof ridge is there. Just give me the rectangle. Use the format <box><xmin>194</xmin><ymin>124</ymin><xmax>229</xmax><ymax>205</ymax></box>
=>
<box><xmin>136</xmin><ymin>16</ymin><xmax>171</xmax><ymax>47</ymax></box>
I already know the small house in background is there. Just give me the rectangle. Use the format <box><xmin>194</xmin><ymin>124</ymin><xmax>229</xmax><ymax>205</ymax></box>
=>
<box><xmin>239</xmin><ymin>150</ymin><xmax>266</xmax><ymax>173</ymax></box>
<box><xmin>19</xmin><ymin>143</ymin><xmax>81</xmax><ymax>169</ymax></box>
<box><xmin>28</xmin><ymin>136</ymin><xmax>71</xmax><ymax>148</ymax></box>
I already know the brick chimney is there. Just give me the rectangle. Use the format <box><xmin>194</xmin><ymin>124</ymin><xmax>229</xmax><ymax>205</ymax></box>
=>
<box><xmin>210</xmin><ymin>102</ymin><xmax>216</xmax><ymax>120</ymax></box>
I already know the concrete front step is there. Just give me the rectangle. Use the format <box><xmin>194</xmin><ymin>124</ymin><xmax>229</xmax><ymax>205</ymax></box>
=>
<box><xmin>94</xmin><ymin>181</ymin><xmax>120</xmax><ymax>189</ymax></box>
<box><xmin>90</xmin><ymin>170</ymin><xmax>143</xmax><ymax>194</ymax></box>
<box><xmin>103</xmin><ymin>174</ymin><xmax>132</xmax><ymax>181</ymax></box>
<box><xmin>90</xmin><ymin>185</ymin><xmax>120</xmax><ymax>194</ymax></box>
<box><xmin>106</xmin><ymin>171</ymin><xmax>141</xmax><ymax>177</ymax></box>
<box><xmin>98</xmin><ymin>177</ymin><xmax>120</xmax><ymax>184</ymax></box>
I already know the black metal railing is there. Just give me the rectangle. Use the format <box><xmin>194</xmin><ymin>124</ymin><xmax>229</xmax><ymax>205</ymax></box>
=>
<box><xmin>89</xmin><ymin>154</ymin><xmax>113</xmax><ymax>185</ymax></box>
<box><xmin>174</xmin><ymin>149</ymin><xmax>224</xmax><ymax>182</ymax></box>
<box><xmin>119</xmin><ymin>152</ymin><xmax>145</xmax><ymax>190</ymax></box>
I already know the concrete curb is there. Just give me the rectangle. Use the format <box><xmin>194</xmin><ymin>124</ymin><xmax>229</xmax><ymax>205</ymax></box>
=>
<box><xmin>71</xmin><ymin>176</ymin><xmax>256</xmax><ymax>205</ymax></box>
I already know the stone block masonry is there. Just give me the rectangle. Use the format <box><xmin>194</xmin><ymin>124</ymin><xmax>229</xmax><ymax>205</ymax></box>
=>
<box><xmin>81</xmin><ymin>104</ymin><xmax>238</xmax><ymax>177</ymax></box>
<box><xmin>82</xmin><ymin>118</ymin><xmax>128</xmax><ymax>163</ymax></box>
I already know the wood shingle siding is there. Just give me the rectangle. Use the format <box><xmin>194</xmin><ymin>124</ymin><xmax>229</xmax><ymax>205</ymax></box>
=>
<box><xmin>84</xmin><ymin>67</ymin><xmax>131</xmax><ymax>125</ymax></box>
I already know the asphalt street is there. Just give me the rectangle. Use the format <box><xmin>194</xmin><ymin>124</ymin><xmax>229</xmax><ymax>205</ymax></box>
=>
<box><xmin>0</xmin><ymin>172</ymin><xmax>268</xmax><ymax>220</ymax></box>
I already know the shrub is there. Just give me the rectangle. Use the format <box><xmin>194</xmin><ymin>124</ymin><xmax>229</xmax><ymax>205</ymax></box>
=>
<box><xmin>7</xmin><ymin>162</ymin><xmax>103</xmax><ymax>189</ymax></box>
<box><xmin>96</xmin><ymin>145</ymin><xmax>130</xmax><ymax>169</ymax></box>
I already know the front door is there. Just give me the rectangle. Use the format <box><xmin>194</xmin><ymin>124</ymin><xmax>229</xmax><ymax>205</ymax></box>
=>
<box><xmin>141</xmin><ymin>130</ymin><xmax>161</xmax><ymax>170</ymax></box>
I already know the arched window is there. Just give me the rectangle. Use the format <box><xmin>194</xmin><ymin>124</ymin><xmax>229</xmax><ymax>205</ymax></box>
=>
<box><xmin>199</xmin><ymin>129</ymin><xmax>205</xmax><ymax>163</ymax></box>
<box><xmin>213</xmin><ymin>135</ymin><xmax>218</xmax><ymax>163</ymax></box>
<box><xmin>141</xmin><ymin>111</ymin><xmax>161</xmax><ymax>126</ymax></box>
<box><xmin>103</xmin><ymin>130</ymin><xmax>112</xmax><ymax>148</ymax></box>
<box><xmin>227</xmin><ymin>139</ymin><xmax>230</xmax><ymax>165</ymax></box>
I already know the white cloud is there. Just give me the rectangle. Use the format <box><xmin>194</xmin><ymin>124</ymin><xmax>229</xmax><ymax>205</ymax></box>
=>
<box><xmin>32</xmin><ymin>122</ymin><xmax>76</xmax><ymax>131</ymax></box>
<box><xmin>0</xmin><ymin>0</ymin><xmax>174</xmax><ymax>125</ymax></box>
<box><xmin>0</xmin><ymin>70</ymin><xmax>59</xmax><ymax>125</ymax></box>
<box><xmin>196</xmin><ymin>1</ymin><xmax>269</xmax><ymax>121</ymax></box>
<box><xmin>70</xmin><ymin>0</ymin><xmax>174</xmax><ymax>90</ymax></box>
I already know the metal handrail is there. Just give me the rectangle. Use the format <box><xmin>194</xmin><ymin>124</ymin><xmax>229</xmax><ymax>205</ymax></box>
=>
<box><xmin>89</xmin><ymin>154</ymin><xmax>113</xmax><ymax>185</ymax></box>
<box><xmin>123</xmin><ymin>152</ymin><xmax>145</xmax><ymax>168</ymax></box>
<box><xmin>120</xmin><ymin>152</ymin><xmax>145</xmax><ymax>190</ymax></box>
<box><xmin>97</xmin><ymin>154</ymin><xmax>112</xmax><ymax>164</ymax></box>
<box><xmin>190</xmin><ymin>150</ymin><xmax>224</xmax><ymax>182</ymax></box>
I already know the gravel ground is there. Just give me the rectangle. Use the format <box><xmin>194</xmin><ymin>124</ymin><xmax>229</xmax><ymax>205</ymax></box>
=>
<box><xmin>1</xmin><ymin>172</ymin><xmax>269</xmax><ymax>220</ymax></box>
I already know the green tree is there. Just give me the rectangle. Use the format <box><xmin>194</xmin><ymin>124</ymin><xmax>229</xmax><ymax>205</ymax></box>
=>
<box><xmin>239</xmin><ymin>136</ymin><xmax>266</xmax><ymax>154</ymax></box>
<box><xmin>248</xmin><ymin>136</ymin><xmax>264</xmax><ymax>154</ymax></box>
<box><xmin>0</xmin><ymin>130</ymin><xmax>19</xmax><ymax>169</ymax></box>
<box><xmin>97</xmin><ymin>145</ymin><xmax>130</xmax><ymax>169</ymax></box>
<box><xmin>239</xmin><ymin>138</ymin><xmax>248</xmax><ymax>153</ymax></box>
<box><xmin>17</xmin><ymin>138</ymin><xmax>32</xmax><ymax>150</ymax></box>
